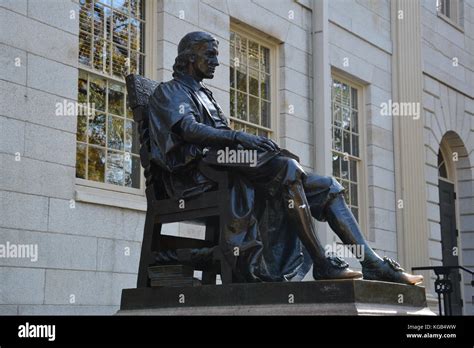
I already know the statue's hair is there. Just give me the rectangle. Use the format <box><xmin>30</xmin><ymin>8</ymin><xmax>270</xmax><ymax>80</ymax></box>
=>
<box><xmin>172</xmin><ymin>32</ymin><xmax>218</xmax><ymax>78</ymax></box>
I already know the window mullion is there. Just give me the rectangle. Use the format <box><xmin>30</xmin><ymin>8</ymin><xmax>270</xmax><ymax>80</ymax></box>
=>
<box><xmin>104</xmin><ymin>79</ymin><xmax>109</xmax><ymax>185</ymax></box>
<box><xmin>85</xmin><ymin>74</ymin><xmax>90</xmax><ymax>180</ymax></box>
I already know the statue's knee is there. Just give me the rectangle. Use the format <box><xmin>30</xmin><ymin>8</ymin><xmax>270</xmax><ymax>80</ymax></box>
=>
<box><xmin>328</xmin><ymin>176</ymin><xmax>345</xmax><ymax>194</ymax></box>
<box><xmin>283</xmin><ymin>158</ymin><xmax>305</xmax><ymax>182</ymax></box>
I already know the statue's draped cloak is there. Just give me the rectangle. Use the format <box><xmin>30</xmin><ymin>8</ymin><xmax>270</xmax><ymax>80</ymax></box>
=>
<box><xmin>147</xmin><ymin>75</ymin><xmax>312</xmax><ymax>282</ymax></box>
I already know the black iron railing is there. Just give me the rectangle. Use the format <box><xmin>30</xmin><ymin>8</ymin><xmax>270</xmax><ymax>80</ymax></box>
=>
<box><xmin>412</xmin><ymin>265</ymin><xmax>474</xmax><ymax>316</ymax></box>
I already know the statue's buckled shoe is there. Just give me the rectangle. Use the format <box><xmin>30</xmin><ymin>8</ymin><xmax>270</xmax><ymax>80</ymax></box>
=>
<box><xmin>362</xmin><ymin>256</ymin><xmax>424</xmax><ymax>285</ymax></box>
<box><xmin>313</xmin><ymin>255</ymin><xmax>362</xmax><ymax>280</ymax></box>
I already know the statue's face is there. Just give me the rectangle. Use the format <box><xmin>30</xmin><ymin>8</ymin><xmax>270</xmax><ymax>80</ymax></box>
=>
<box><xmin>191</xmin><ymin>40</ymin><xmax>219</xmax><ymax>79</ymax></box>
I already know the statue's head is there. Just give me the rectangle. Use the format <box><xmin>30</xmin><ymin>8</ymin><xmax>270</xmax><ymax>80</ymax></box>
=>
<box><xmin>173</xmin><ymin>31</ymin><xmax>219</xmax><ymax>80</ymax></box>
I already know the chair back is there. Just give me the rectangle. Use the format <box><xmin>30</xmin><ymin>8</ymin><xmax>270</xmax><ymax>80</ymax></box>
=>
<box><xmin>125</xmin><ymin>74</ymin><xmax>163</xmax><ymax>198</ymax></box>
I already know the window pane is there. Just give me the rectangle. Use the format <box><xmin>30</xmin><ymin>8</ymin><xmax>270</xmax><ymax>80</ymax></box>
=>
<box><xmin>130</xmin><ymin>0</ymin><xmax>140</xmax><ymax>17</ymax></box>
<box><xmin>236</xmin><ymin>91</ymin><xmax>247</xmax><ymax>120</ymax></box>
<box><xmin>76</xmin><ymin>143</ymin><xmax>87</xmax><ymax>179</ymax></box>
<box><xmin>133</xmin><ymin>53</ymin><xmax>145</xmax><ymax>75</ymax></box>
<box><xmin>341</xmin><ymin>158</ymin><xmax>348</xmax><ymax>179</ymax></box>
<box><xmin>108</xmin><ymin>115</ymin><xmax>124</xmax><ymax>150</ymax></box>
<box><xmin>89</xmin><ymin>76</ymin><xmax>106</xmax><ymax>111</ymax></box>
<box><xmin>334</xmin><ymin>128</ymin><xmax>342</xmax><ymax>152</ymax></box>
<box><xmin>351</xmin><ymin>87</ymin><xmax>358</xmax><ymax>110</ymax></box>
<box><xmin>342</xmin><ymin>107</ymin><xmax>350</xmax><ymax>130</ymax></box>
<box><xmin>230</xmin><ymin>89</ymin><xmax>235</xmax><ymax>117</ymax></box>
<box><xmin>230</xmin><ymin>32</ymin><xmax>235</xmax><ymax>61</ymax></box>
<box><xmin>108</xmin><ymin>82</ymin><xmax>125</xmax><ymax>115</ymax></box>
<box><xmin>106</xmin><ymin>150</ymin><xmax>124</xmax><ymax>185</ymax></box>
<box><xmin>260</xmin><ymin>46</ymin><xmax>270</xmax><ymax>73</ymax></box>
<box><xmin>261</xmin><ymin>100</ymin><xmax>270</xmax><ymax>128</ymax></box>
<box><xmin>249</xmin><ymin>68</ymin><xmax>259</xmax><ymax>96</ymax></box>
<box><xmin>230</xmin><ymin>66</ymin><xmax>235</xmax><ymax>88</ymax></box>
<box><xmin>113</xmin><ymin>0</ymin><xmax>129</xmax><ymax>13</ymax></box>
<box><xmin>352</xmin><ymin>134</ymin><xmax>359</xmax><ymax>157</ymax></box>
<box><xmin>112</xmin><ymin>44</ymin><xmax>128</xmax><ymax>77</ymax></box>
<box><xmin>261</xmin><ymin>73</ymin><xmax>270</xmax><ymax>100</ymax></box>
<box><xmin>88</xmin><ymin>146</ymin><xmax>105</xmax><ymax>182</ymax></box>
<box><xmin>342</xmin><ymin>180</ymin><xmax>349</xmax><ymax>202</ymax></box>
<box><xmin>350</xmin><ymin>160</ymin><xmax>357</xmax><ymax>182</ymax></box>
<box><xmin>350</xmin><ymin>183</ymin><xmax>358</xmax><ymax>206</ymax></box>
<box><xmin>79</xmin><ymin>0</ymin><xmax>93</xmax><ymax>32</ymax></box>
<box><xmin>351</xmin><ymin>110</ymin><xmax>358</xmax><ymax>133</ymax></box>
<box><xmin>79</xmin><ymin>32</ymin><xmax>92</xmax><ymax>66</ymax></box>
<box><xmin>112</xmin><ymin>10</ymin><xmax>129</xmax><ymax>46</ymax></box>
<box><xmin>235</xmin><ymin>34</ymin><xmax>247</xmax><ymax>67</ymax></box>
<box><xmin>332</xmin><ymin>103</ymin><xmax>341</xmax><ymax>127</ymax></box>
<box><xmin>93</xmin><ymin>3</ymin><xmax>112</xmax><ymax>41</ymax></box>
<box><xmin>332</xmin><ymin>153</ymin><xmax>341</xmax><ymax>178</ymax></box>
<box><xmin>78</xmin><ymin>75</ymin><xmax>88</xmax><ymax>104</ymax></box>
<box><xmin>77</xmin><ymin>116</ymin><xmax>87</xmax><ymax>142</ymax></box>
<box><xmin>126</xmin><ymin>100</ymin><xmax>133</xmax><ymax>118</ymax></box>
<box><xmin>249</xmin><ymin>95</ymin><xmax>259</xmax><ymax>124</ymax></box>
<box><xmin>341</xmin><ymin>82</ymin><xmax>350</xmax><ymax>106</ymax></box>
<box><xmin>125</xmin><ymin>119</ymin><xmax>139</xmax><ymax>154</ymax></box>
<box><xmin>343</xmin><ymin>130</ymin><xmax>350</xmax><ymax>154</ymax></box>
<box><xmin>332</xmin><ymin>80</ymin><xmax>342</xmax><ymax>103</ymax></box>
<box><xmin>248</xmin><ymin>40</ymin><xmax>259</xmax><ymax>69</ymax></box>
<box><xmin>236</xmin><ymin>67</ymin><xmax>247</xmax><ymax>92</ymax></box>
<box><xmin>88</xmin><ymin>112</ymin><xmax>106</xmax><ymax>146</ymax></box>
<box><xmin>94</xmin><ymin>38</ymin><xmax>110</xmax><ymax>73</ymax></box>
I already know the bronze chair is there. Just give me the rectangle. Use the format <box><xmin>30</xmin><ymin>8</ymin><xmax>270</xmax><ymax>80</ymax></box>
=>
<box><xmin>125</xmin><ymin>74</ymin><xmax>233</xmax><ymax>288</ymax></box>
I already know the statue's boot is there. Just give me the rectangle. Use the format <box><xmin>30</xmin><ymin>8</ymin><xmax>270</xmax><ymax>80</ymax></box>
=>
<box><xmin>284</xmin><ymin>180</ymin><xmax>362</xmax><ymax>280</ymax></box>
<box><xmin>326</xmin><ymin>195</ymin><xmax>423</xmax><ymax>285</ymax></box>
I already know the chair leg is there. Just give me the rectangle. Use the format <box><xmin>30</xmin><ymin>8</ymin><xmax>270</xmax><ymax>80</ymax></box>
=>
<box><xmin>220</xmin><ymin>260</ymin><xmax>233</xmax><ymax>284</ymax></box>
<box><xmin>201</xmin><ymin>218</ymin><xmax>218</xmax><ymax>285</ymax></box>
<box><xmin>137</xmin><ymin>211</ymin><xmax>159</xmax><ymax>288</ymax></box>
<box><xmin>216</xmin><ymin>215</ymin><xmax>234</xmax><ymax>284</ymax></box>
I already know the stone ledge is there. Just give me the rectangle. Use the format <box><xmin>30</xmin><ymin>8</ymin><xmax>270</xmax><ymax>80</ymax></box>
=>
<box><xmin>119</xmin><ymin>279</ymin><xmax>435</xmax><ymax>316</ymax></box>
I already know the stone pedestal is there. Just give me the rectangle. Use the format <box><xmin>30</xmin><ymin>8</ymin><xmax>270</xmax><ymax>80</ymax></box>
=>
<box><xmin>117</xmin><ymin>279</ymin><xmax>435</xmax><ymax>315</ymax></box>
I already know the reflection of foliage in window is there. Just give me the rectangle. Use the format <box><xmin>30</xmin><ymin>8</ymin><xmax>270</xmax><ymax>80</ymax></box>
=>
<box><xmin>331</xmin><ymin>79</ymin><xmax>360</xmax><ymax>221</ymax></box>
<box><xmin>78</xmin><ymin>0</ymin><xmax>145</xmax><ymax>77</ymax></box>
<box><xmin>229</xmin><ymin>30</ymin><xmax>272</xmax><ymax>138</ymax></box>
<box><xmin>76</xmin><ymin>71</ymin><xmax>141</xmax><ymax>188</ymax></box>
<box><xmin>77</xmin><ymin>0</ymin><xmax>145</xmax><ymax>189</ymax></box>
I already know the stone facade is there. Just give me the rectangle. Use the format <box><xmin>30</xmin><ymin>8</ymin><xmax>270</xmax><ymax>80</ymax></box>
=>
<box><xmin>0</xmin><ymin>0</ymin><xmax>472</xmax><ymax>315</ymax></box>
<box><xmin>421</xmin><ymin>0</ymin><xmax>474</xmax><ymax>314</ymax></box>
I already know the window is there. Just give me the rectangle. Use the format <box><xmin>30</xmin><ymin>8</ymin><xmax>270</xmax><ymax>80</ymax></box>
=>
<box><xmin>76</xmin><ymin>0</ymin><xmax>145</xmax><ymax>190</ymax></box>
<box><xmin>229</xmin><ymin>29</ymin><xmax>274</xmax><ymax>138</ymax></box>
<box><xmin>78</xmin><ymin>0</ymin><xmax>145</xmax><ymax>76</ymax></box>
<box><xmin>438</xmin><ymin>150</ymin><xmax>448</xmax><ymax>179</ymax></box>
<box><xmin>437</xmin><ymin>0</ymin><xmax>464</xmax><ymax>28</ymax></box>
<box><xmin>331</xmin><ymin>78</ymin><xmax>361</xmax><ymax>221</ymax></box>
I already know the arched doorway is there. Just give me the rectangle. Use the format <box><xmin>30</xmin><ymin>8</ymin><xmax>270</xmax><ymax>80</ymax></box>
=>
<box><xmin>437</xmin><ymin>139</ymin><xmax>463</xmax><ymax>315</ymax></box>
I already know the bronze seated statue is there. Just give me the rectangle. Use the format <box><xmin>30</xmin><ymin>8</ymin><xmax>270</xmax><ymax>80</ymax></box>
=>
<box><xmin>147</xmin><ymin>31</ymin><xmax>423</xmax><ymax>286</ymax></box>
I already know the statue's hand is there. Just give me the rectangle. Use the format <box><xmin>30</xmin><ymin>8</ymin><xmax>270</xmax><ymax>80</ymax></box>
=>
<box><xmin>235</xmin><ymin>132</ymin><xmax>280</xmax><ymax>152</ymax></box>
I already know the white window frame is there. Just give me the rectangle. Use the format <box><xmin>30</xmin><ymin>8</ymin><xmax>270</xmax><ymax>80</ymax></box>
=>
<box><xmin>330</xmin><ymin>73</ymin><xmax>369</xmax><ymax>240</ymax></box>
<box><xmin>75</xmin><ymin>0</ymin><xmax>158</xmax><ymax>211</ymax></box>
<box><xmin>229</xmin><ymin>22</ymin><xmax>280</xmax><ymax>141</ymax></box>
<box><xmin>437</xmin><ymin>0</ymin><xmax>465</xmax><ymax>32</ymax></box>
